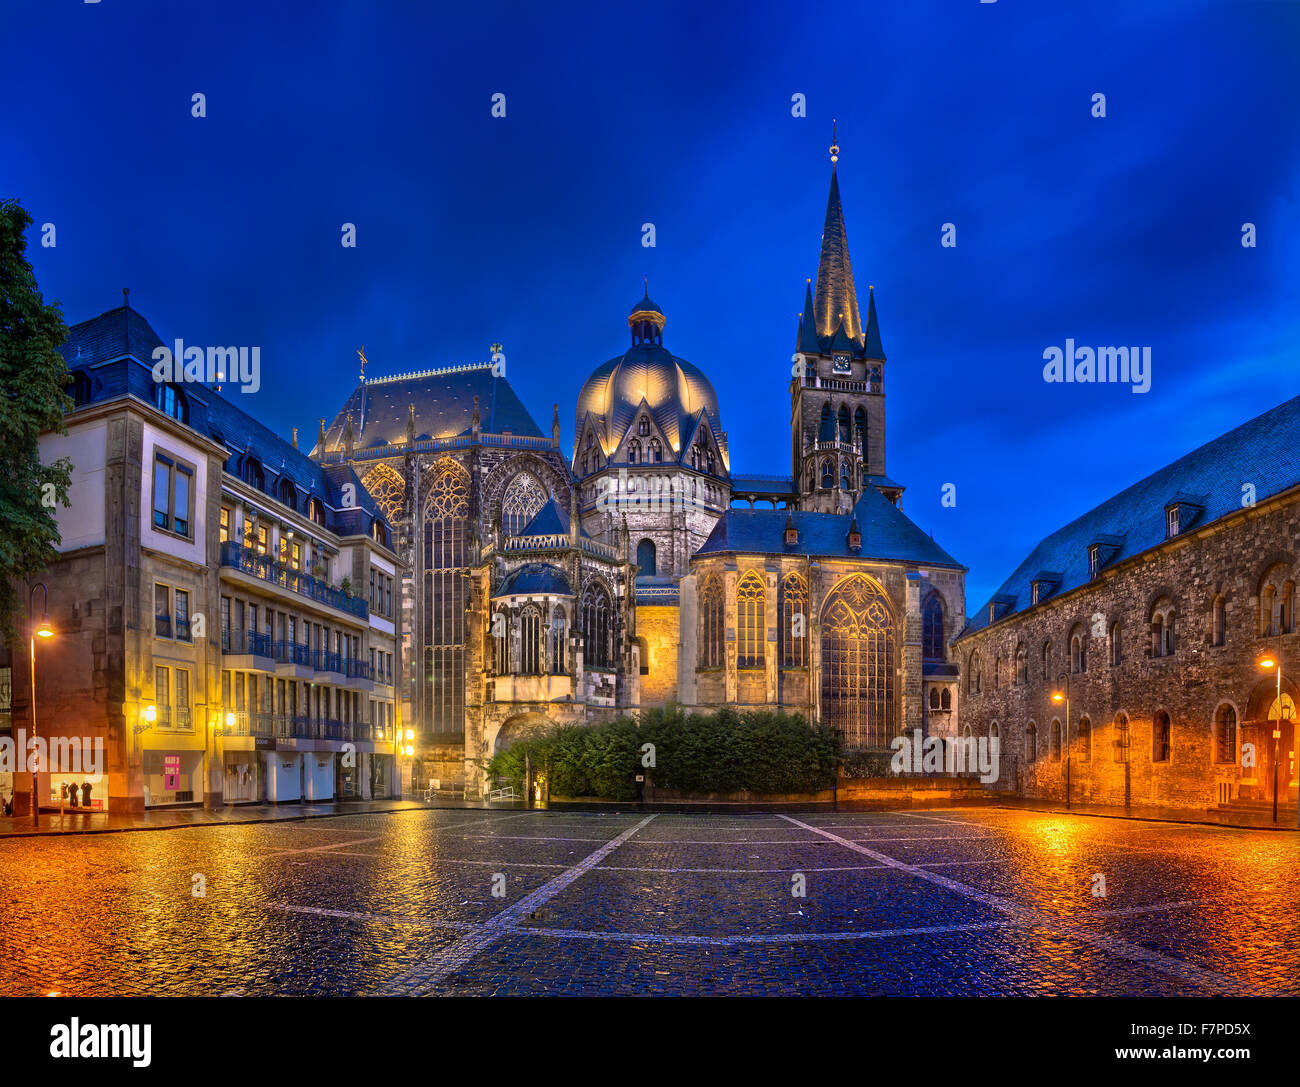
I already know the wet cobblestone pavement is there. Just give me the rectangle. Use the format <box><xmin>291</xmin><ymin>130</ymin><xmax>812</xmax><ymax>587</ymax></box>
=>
<box><xmin>0</xmin><ymin>807</ymin><xmax>1295</xmax><ymax>996</ymax></box>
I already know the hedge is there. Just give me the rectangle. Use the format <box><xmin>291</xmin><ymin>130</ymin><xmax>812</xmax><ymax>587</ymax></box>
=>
<box><xmin>485</xmin><ymin>706</ymin><xmax>841</xmax><ymax>801</ymax></box>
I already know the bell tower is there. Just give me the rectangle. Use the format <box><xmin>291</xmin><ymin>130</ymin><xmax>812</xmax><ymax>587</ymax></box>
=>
<box><xmin>790</xmin><ymin>124</ymin><xmax>893</xmax><ymax>513</ymax></box>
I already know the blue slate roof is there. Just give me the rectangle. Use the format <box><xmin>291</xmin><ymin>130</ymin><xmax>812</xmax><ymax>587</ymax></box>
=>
<box><xmin>321</xmin><ymin>365</ymin><xmax>544</xmax><ymax>452</ymax></box>
<box><xmin>696</xmin><ymin>484</ymin><xmax>963</xmax><ymax>568</ymax></box>
<box><xmin>518</xmin><ymin>496</ymin><xmax>590</xmax><ymax>539</ymax></box>
<box><xmin>493</xmin><ymin>562</ymin><xmax>574</xmax><ymax>598</ymax></box>
<box><xmin>730</xmin><ymin>475</ymin><xmax>797</xmax><ymax>495</ymax></box>
<box><xmin>958</xmin><ymin>392</ymin><xmax>1300</xmax><ymax>639</ymax></box>
<box><xmin>59</xmin><ymin>305</ymin><xmax>392</xmax><ymax>541</ymax></box>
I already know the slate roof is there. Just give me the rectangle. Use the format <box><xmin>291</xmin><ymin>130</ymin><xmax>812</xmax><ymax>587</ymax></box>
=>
<box><xmin>492</xmin><ymin>562</ymin><xmax>574</xmax><ymax>598</ymax></box>
<box><xmin>518</xmin><ymin>496</ymin><xmax>590</xmax><ymax>539</ymax></box>
<box><xmin>814</xmin><ymin>166</ymin><xmax>863</xmax><ymax>347</ymax></box>
<box><xmin>320</xmin><ymin>364</ymin><xmax>544</xmax><ymax>452</ymax></box>
<box><xmin>695</xmin><ymin>483</ymin><xmax>963</xmax><ymax>568</ymax></box>
<box><xmin>730</xmin><ymin>475</ymin><xmax>797</xmax><ymax>496</ymax></box>
<box><xmin>958</xmin><ymin>392</ymin><xmax>1300</xmax><ymax>639</ymax></box>
<box><xmin>59</xmin><ymin>305</ymin><xmax>392</xmax><ymax>541</ymax></box>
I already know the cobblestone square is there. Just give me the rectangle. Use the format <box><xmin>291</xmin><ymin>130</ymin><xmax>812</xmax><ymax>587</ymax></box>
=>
<box><xmin>0</xmin><ymin>808</ymin><xmax>1295</xmax><ymax>997</ymax></box>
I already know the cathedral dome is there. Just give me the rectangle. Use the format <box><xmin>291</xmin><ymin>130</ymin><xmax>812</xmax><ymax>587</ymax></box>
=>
<box><xmin>575</xmin><ymin>292</ymin><xmax>723</xmax><ymax>457</ymax></box>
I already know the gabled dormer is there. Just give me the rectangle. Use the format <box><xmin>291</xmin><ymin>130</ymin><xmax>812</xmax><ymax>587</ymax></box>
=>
<box><xmin>1087</xmin><ymin>534</ymin><xmax>1124</xmax><ymax>578</ymax></box>
<box><xmin>1029</xmin><ymin>571</ymin><xmax>1062</xmax><ymax>606</ymax></box>
<box><xmin>1164</xmin><ymin>493</ymin><xmax>1205</xmax><ymax>539</ymax></box>
<box><xmin>617</xmin><ymin>398</ymin><xmax>668</xmax><ymax>466</ymax></box>
<box><xmin>988</xmin><ymin>594</ymin><xmax>1016</xmax><ymax>624</ymax></box>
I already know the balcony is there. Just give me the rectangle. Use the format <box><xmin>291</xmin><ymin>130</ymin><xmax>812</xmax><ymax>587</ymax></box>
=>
<box><xmin>222</xmin><ymin>628</ymin><xmax>274</xmax><ymax>665</ymax></box>
<box><xmin>153</xmin><ymin>706</ymin><xmax>193</xmax><ymax>732</ymax></box>
<box><xmin>219</xmin><ymin>542</ymin><xmax>368</xmax><ymax>620</ymax></box>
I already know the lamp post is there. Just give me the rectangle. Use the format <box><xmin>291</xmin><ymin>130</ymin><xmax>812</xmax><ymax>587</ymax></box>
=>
<box><xmin>1257</xmin><ymin>654</ymin><xmax>1289</xmax><ymax>825</ymax></box>
<box><xmin>28</xmin><ymin>584</ymin><xmax>54</xmax><ymax>828</ymax></box>
<box><xmin>1052</xmin><ymin>673</ymin><xmax>1071</xmax><ymax>811</ymax></box>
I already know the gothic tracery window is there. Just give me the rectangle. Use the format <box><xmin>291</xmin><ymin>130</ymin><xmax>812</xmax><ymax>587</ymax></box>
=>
<box><xmin>820</xmin><ymin>574</ymin><xmax>896</xmax><ymax>749</ymax></box>
<box><xmin>549</xmin><ymin>609</ymin><xmax>566</xmax><ymax>674</ymax></box>
<box><xmin>921</xmin><ymin>593</ymin><xmax>944</xmax><ymax>660</ymax></box>
<box><xmin>423</xmin><ymin>464</ymin><xmax>469</xmax><ymax>731</ymax></box>
<box><xmin>736</xmin><ymin>571</ymin><xmax>765</xmax><ymax>668</ymax></box>
<box><xmin>580</xmin><ymin>581</ymin><xmax>613</xmax><ymax>668</ymax></box>
<box><xmin>699</xmin><ymin>574</ymin><xmax>724</xmax><ymax>668</ymax></box>
<box><xmin>520</xmin><ymin>605</ymin><xmax>542</xmax><ymax>675</ymax></box>
<box><xmin>779</xmin><ymin>573</ymin><xmax>808</xmax><ymax>667</ymax></box>
<box><xmin>360</xmin><ymin>462</ymin><xmax>405</xmax><ymax>525</ymax></box>
<box><xmin>501</xmin><ymin>471</ymin><xmax>546</xmax><ymax>537</ymax></box>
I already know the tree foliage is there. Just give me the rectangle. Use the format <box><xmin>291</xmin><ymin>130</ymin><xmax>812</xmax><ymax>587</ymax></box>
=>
<box><xmin>0</xmin><ymin>199</ymin><xmax>73</xmax><ymax>643</ymax></box>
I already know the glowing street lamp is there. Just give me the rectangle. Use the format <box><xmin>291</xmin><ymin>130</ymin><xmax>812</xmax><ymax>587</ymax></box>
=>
<box><xmin>28</xmin><ymin>583</ymin><xmax>54</xmax><ymax>827</ymax></box>
<box><xmin>1051</xmin><ymin>675</ymin><xmax>1071</xmax><ymax>810</ymax></box>
<box><xmin>1256</xmin><ymin>654</ymin><xmax>1292</xmax><ymax>825</ymax></box>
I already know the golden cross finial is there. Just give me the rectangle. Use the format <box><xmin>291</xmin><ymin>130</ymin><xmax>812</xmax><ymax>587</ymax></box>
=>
<box><xmin>829</xmin><ymin>118</ymin><xmax>839</xmax><ymax>164</ymax></box>
<box><xmin>357</xmin><ymin>345</ymin><xmax>367</xmax><ymax>382</ymax></box>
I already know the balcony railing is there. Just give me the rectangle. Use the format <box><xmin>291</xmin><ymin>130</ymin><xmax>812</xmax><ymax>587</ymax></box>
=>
<box><xmin>219</xmin><ymin>542</ymin><xmax>368</xmax><ymax>619</ymax></box>
<box><xmin>153</xmin><ymin>706</ymin><xmax>193</xmax><ymax>732</ymax></box>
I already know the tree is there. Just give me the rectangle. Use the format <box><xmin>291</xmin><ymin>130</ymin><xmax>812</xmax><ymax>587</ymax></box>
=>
<box><xmin>0</xmin><ymin>199</ymin><xmax>72</xmax><ymax>644</ymax></box>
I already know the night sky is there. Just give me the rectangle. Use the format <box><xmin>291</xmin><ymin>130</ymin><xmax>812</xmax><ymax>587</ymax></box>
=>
<box><xmin>5</xmin><ymin>0</ymin><xmax>1298</xmax><ymax>609</ymax></box>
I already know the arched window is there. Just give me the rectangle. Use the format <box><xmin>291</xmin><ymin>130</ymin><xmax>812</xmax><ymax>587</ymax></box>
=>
<box><xmin>929</xmin><ymin>689</ymin><xmax>940</xmax><ymax>710</ymax></box>
<box><xmin>549</xmin><ymin>609</ymin><xmax>567</xmax><ymax>674</ymax></box>
<box><xmin>820</xmin><ymin>459</ymin><xmax>834</xmax><ymax>489</ymax></box>
<box><xmin>840</xmin><ymin>460</ymin><xmax>851</xmax><ymax>491</ymax></box>
<box><xmin>1113</xmin><ymin>712</ymin><xmax>1130</xmax><ymax>763</ymax></box>
<box><xmin>820</xmin><ymin>574</ymin><xmax>895</xmax><ymax>748</ymax></box>
<box><xmin>699</xmin><ymin>574</ymin><xmax>724</xmax><ymax>668</ymax></box>
<box><xmin>501</xmin><ymin>472</ymin><xmax>546</xmax><ymax>537</ymax></box>
<box><xmin>1014</xmin><ymin>643</ymin><xmax>1027</xmax><ymax>685</ymax></box>
<box><xmin>941</xmin><ymin>688</ymin><xmax>951</xmax><ymax>710</ymax></box>
<box><xmin>819</xmin><ymin>402</ymin><xmax>831</xmax><ymax>436</ymax></box>
<box><xmin>1026</xmin><ymin>721</ymin><xmax>1038</xmax><ymax>762</ymax></box>
<box><xmin>779</xmin><ymin>573</ymin><xmax>808</xmax><ymax>667</ymax></box>
<box><xmin>492</xmin><ymin>608</ymin><xmax>509</xmax><ymax>674</ymax></box>
<box><xmin>993</xmin><ymin>656</ymin><xmax>1002</xmax><ymax>689</ymax></box>
<box><xmin>1070</xmin><ymin>626</ymin><xmax>1087</xmax><ymax>673</ymax></box>
<box><xmin>1210</xmin><ymin>595</ymin><xmax>1227</xmax><ymax>646</ymax></box>
<box><xmin>308</xmin><ymin>497</ymin><xmax>326</xmax><ymax>526</ymax></box>
<box><xmin>155</xmin><ymin>382</ymin><xmax>187</xmax><ymax>423</ymax></box>
<box><xmin>1050</xmin><ymin>719</ymin><xmax>1062</xmax><ymax>761</ymax></box>
<box><xmin>1152</xmin><ymin>709</ymin><xmax>1171</xmax><ymax>762</ymax></box>
<box><xmin>423</xmin><ymin>464</ymin><xmax>470</xmax><ymax>731</ymax></box>
<box><xmin>1258</xmin><ymin>564</ymin><xmax>1295</xmax><ymax>636</ymax></box>
<box><xmin>1151</xmin><ymin>598</ymin><xmax>1176</xmax><ymax>657</ymax></box>
<box><xmin>520</xmin><ymin>606</ymin><xmax>542</xmax><ymax>675</ymax></box>
<box><xmin>1078</xmin><ymin>716</ymin><xmax>1092</xmax><ymax>761</ymax></box>
<box><xmin>636</xmin><ymin>538</ymin><xmax>656</xmax><ymax>577</ymax></box>
<box><xmin>1214</xmin><ymin>704</ymin><xmax>1237</xmax><ymax>764</ymax></box>
<box><xmin>990</xmin><ymin>721</ymin><xmax>1000</xmax><ymax>747</ymax></box>
<box><xmin>736</xmin><ymin>571</ymin><xmax>766</xmax><ymax>668</ymax></box>
<box><xmin>921</xmin><ymin>593</ymin><xmax>945</xmax><ymax>660</ymax></box>
<box><xmin>370</xmin><ymin>519</ymin><xmax>388</xmax><ymax>548</ymax></box>
<box><xmin>968</xmin><ymin>651</ymin><xmax>982</xmax><ymax>695</ymax></box>
<box><xmin>1041</xmin><ymin>640</ymin><xmax>1051</xmax><ymax>680</ymax></box>
<box><xmin>837</xmin><ymin>404</ymin><xmax>850</xmax><ymax>443</ymax></box>
<box><xmin>580</xmin><ymin>582</ymin><xmax>613</xmax><ymax>668</ymax></box>
<box><xmin>278</xmin><ymin>477</ymin><xmax>296</xmax><ymax>509</ymax></box>
<box><xmin>242</xmin><ymin>457</ymin><xmax>265</xmax><ymax>490</ymax></box>
<box><xmin>854</xmin><ymin>406</ymin><xmax>867</xmax><ymax>452</ymax></box>
<box><xmin>628</xmin><ymin>439</ymin><xmax>640</xmax><ymax>464</ymax></box>
<box><xmin>649</xmin><ymin>438</ymin><xmax>662</xmax><ymax>463</ymax></box>
<box><xmin>1110</xmin><ymin>622</ymin><xmax>1122</xmax><ymax>666</ymax></box>
<box><xmin>638</xmin><ymin>416</ymin><xmax>650</xmax><ymax>436</ymax></box>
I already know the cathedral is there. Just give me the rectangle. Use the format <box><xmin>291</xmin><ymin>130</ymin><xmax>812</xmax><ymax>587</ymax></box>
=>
<box><xmin>313</xmin><ymin>142</ymin><xmax>967</xmax><ymax>796</ymax></box>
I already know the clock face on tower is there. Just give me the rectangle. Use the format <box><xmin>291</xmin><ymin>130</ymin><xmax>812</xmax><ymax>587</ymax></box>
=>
<box><xmin>832</xmin><ymin>353</ymin><xmax>851</xmax><ymax>375</ymax></box>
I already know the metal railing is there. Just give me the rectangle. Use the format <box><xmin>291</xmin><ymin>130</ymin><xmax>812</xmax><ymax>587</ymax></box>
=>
<box><xmin>219</xmin><ymin>542</ymin><xmax>368</xmax><ymax>619</ymax></box>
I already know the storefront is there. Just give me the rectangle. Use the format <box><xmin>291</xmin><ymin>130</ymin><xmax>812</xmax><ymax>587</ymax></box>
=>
<box><xmin>142</xmin><ymin>749</ymin><xmax>203</xmax><ymax>808</ymax></box>
<box><xmin>222</xmin><ymin>751</ymin><xmax>264</xmax><ymax>803</ymax></box>
<box><xmin>48</xmin><ymin>773</ymin><xmax>107</xmax><ymax>812</ymax></box>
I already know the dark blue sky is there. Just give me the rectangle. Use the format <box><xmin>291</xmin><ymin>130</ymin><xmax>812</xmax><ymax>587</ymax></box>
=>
<box><xmin>5</xmin><ymin>0</ymin><xmax>1298</xmax><ymax>609</ymax></box>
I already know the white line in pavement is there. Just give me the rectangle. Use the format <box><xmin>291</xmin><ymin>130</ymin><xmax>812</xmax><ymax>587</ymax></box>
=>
<box><xmin>264</xmin><ymin>902</ymin><xmax>480</xmax><ymax>931</ymax></box>
<box><xmin>778</xmin><ymin>814</ymin><xmax>1268</xmax><ymax>997</ymax></box>
<box><xmin>374</xmin><ymin>814</ymin><xmax>658</xmax><ymax>995</ymax></box>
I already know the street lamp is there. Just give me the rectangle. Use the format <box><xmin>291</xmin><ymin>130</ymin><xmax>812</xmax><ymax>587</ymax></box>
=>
<box><xmin>1256</xmin><ymin>654</ymin><xmax>1292</xmax><ymax>825</ymax></box>
<box><xmin>1051</xmin><ymin>674</ymin><xmax>1071</xmax><ymax>811</ymax></box>
<box><xmin>28</xmin><ymin>583</ymin><xmax>54</xmax><ymax>828</ymax></box>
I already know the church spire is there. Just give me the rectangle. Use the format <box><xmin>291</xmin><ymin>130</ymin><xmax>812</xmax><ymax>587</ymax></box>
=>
<box><xmin>797</xmin><ymin>278</ymin><xmax>820</xmax><ymax>354</ymax></box>
<box><xmin>813</xmin><ymin>125</ymin><xmax>863</xmax><ymax>347</ymax></box>
<box><xmin>862</xmin><ymin>285</ymin><xmax>886</xmax><ymax>361</ymax></box>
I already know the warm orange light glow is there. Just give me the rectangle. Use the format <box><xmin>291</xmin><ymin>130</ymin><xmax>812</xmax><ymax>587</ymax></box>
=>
<box><xmin>142</xmin><ymin>705</ymin><xmax>157</xmax><ymax>724</ymax></box>
<box><xmin>1051</xmin><ymin>691</ymin><xmax>1064</xmax><ymax>703</ymax></box>
<box><xmin>35</xmin><ymin>618</ymin><xmax>54</xmax><ymax>638</ymax></box>
<box><xmin>225</xmin><ymin>712</ymin><xmax>235</xmax><ymax>727</ymax></box>
<box><xmin>405</xmin><ymin>728</ymin><xmax>414</xmax><ymax>742</ymax></box>
<box><xmin>1258</xmin><ymin>655</ymin><xmax>1278</xmax><ymax>670</ymax></box>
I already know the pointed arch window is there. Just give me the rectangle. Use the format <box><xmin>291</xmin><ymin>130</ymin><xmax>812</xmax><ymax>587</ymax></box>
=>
<box><xmin>549</xmin><ymin>609</ymin><xmax>567</xmax><ymax>674</ymax></box>
<box><xmin>520</xmin><ymin>606</ymin><xmax>543</xmax><ymax>675</ymax></box>
<box><xmin>1152</xmin><ymin>710</ymin><xmax>1171</xmax><ymax>762</ymax></box>
<box><xmin>921</xmin><ymin>593</ymin><xmax>945</xmax><ymax>659</ymax></box>
<box><xmin>501</xmin><ymin>472</ymin><xmax>546</xmax><ymax>537</ymax></box>
<box><xmin>1050</xmin><ymin>719</ymin><xmax>1063</xmax><ymax>762</ymax></box>
<box><xmin>820</xmin><ymin>459</ymin><xmax>834</xmax><ymax>490</ymax></box>
<box><xmin>1210</xmin><ymin>595</ymin><xmax>1227</xmax><ymax>646</ymax></box>
<box><xmin>1026</xmin><ymin>721</ymin><xmax>1038</xmax><ymax>762</ymax></box>
<box><xmin>968</xmin><ymin>651</ymin><xmax>982</xmax><ymax>695</ymax></box>
<box><xmin>423</xmin><ymin>465</ymin><xmax>469</xmax><ymax>731</ymax></box>
<box><xmin>736</xmin><ymin>571</ymin><xmax>766</xmax><ymax>668</ymax></box>
<box><xmin>242</xmin><ymin>457</ymin><xmax>265</xmax><ymax>490</ymax></box>
<box><xmin>699</xmin><ymin>574</ymin><xmax>724</xmax><ymax>668</ymax></box>
<box><xmin>1014</xmin><ymin>643</ymin><xmax>1027</xmax><ymax>685</ymax></box>
<box><xmin>854</xmin><ymin>406</ymin><xmax>867</xmax><ymax>452</ymax></box>
<box><xmin>1041</xmin><ymin>640</ymin><xmax>1052</xmax><ymax>680</ymax></box>
<box><xmin>1214</xmin><ymin>704</ymin><xmax>1237</xmax><ymax>764</ymax></box>
<box><xmin>628</xmin><ymin>439</ymin><xmax>641</xmax><ymax>464</ymax></box>
<box><xmin>580</xmin><ymin>581</ymin><xmax>613</xmax><ymax>668</ymax></box>
<box><xmin>820</xmin><ymin>574</ymin><xmax>896</xmax><ymax>748</ymax></box>
<box><xmin>638</xmin><ymin>416</ymin><xmax>650</xmax><ymax>436</ymax></box>
<box><xmin>941</xmin><ymin>688</ymin><xmax>951</xmax><ymax>711</ymax></box>
<box><xmin>1110</xmin><ymin>622</ymin><xmax>1122</xmax><ymax>666</ymax></box>
<box><xmin>1078</xmin><ymin>716</ymin><xmax>1092</xmax><ymax>761</ymax></box>
<box><xmin>649</xmin><ymin>438</ymin><xmax>662</xmax><ymax>463</ymax></box>
<box><xmin>779</xmin><ymin>573</ymin><xmax>808</xmax><ymax>667</ymax></box>
<box><xmin>840</xmin><ymin>460</ymin><xmax>851</xmax><ymax>491</ymax></box>
<box><xmin>837</xmin><ymin>404</ymin><xmax>850</xmax><ymax>443</ymax></box>
<box><xmin>492</xmin><ymin>608</ymin><xmax>509</xmax><ymax>674</ymax></box>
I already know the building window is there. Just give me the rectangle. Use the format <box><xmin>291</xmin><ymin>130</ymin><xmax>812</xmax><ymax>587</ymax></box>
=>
<box><xmin>1166</xmin><ymin>506</ymin><xmax>1179</xmax><ymax>538</ymax></box>
<box><xmin>968</xmin><ymin>651</ymin><xmax>982</xmax><ymax>695</ymax></box>
<box><xmin>1152</xmin><ymin>710</ymin><xmax>1171</xmax><ymax>762</ymax></box>
<box><xmin>628</xmin><ymin>439</ymin><xmax>640</xmax><ymax>464</ymax></box>
<box><xmin>1078</xmin><ymin>716</ymin><xmax>1092</xmax><ymax>761</ymax></box>
<box><xmin>1026</xmin><ymin>721</ymin><xmax>1038</xmax><ymax>762</ymax></box>
<box><xmin>941</xmin><ymin>688</ymin><xmax>951</xmax><ymax>710</ymax></box>
<box><xmin>580</xmin><ymin>582</ymin><xmax>613</xmax><ymax>668</ymax></box>
<box><xmin>820</xmin><ymin>459</ymin><xmax>833</xmax><ymax>489</ymax></box>
<box><xmin>175</xmin><ymin>589</ymin><xmax>191</xmax><ymax>642</ymax></box>
<box><xmin>1214</xmin><ymin>704</ymin><xmax>1237</xmax><ymax>764</ymax></box>
<box><xmin>241</xmin><ymin>457</ymin><xmax>264</xmax><ymax>490</ymax></box>
<box><xmin>820</xmin><ymin>574</ymin><xmax>896</xmax><ymax>749</ymax></box>
<box><xmin>929</xmin><ymin>688</ymin><xmax>940</xmax><ymax>710</ymax></box>
<box><xmin>1070</xmin><ymin>628</ymin><xmax>1087</xmax><ymax>673</ymax></box>
<box><xmin>840</xmin><ymin>461</ymin><xmax>851</xmax><ymax>491</ymax></box>
<box><xmin>921</xmin><ymin>593</ymin><xmax>945</xmax><ymax>660</ymax></box>
<box><xmin>638</xmin><ymin>416</ymin><xmax>650</xmax><ymax>436</ymax></box>
<box><xmin>501</xmin><ymin>472</ymin><xmax>546</xmax><ymax>537</ymax></box>
<box><xmin>492</xmin><ymin>609</ymin><xmax>509</xmax><ymax>674</ymax></box>
<box><xmin>636</xmin><ymin>539</ymin><xmax>656</xmax><ymax>577</ymax></box>
<box><xmin>700</xmin><ymin>574</ymin><xmax>724</xmax><ymax>668</ymax></box>
<box><xmin>1050</xmin><ymin>719</ymin><xmax>1062</xmax><ymax>762</ymax></box>
<box><xmin>278</xmin><ymin>477</ymin><xmax>296</xmax><ymax>508</ymax></box>
<box><xmin>1211</xmin><ymin>595</ymin><xmax>1227</xmax><ymax>646</ymax></box>
<box><xmin>520</xmin><ymin>606</ymin><xmax>542</xmax><ymax>675</ymax></box>
<box><xmin>1110</xmin><ymin>622</ymin><xmax>1122</xmax><ymax>666</ymax></box>
<box><xmin>736</xmin><ymin>571</ymin><xmax>765</xmax><ymax>668</ymax></box>
<box><xmin>155</xmin><ymin>584</ymin><xmax>171</xmax><ymax>638</ymax></box>
<box><xmin>219</xmin><ymin>507</ymin><xmax>230</xmax><ymax>544</ymax></box>
<box><xmin>1150</xmin><ymin>599</ymin><xmax>1176</xmax><ymax>657</ymax></box>
<box><xmin>423</xmin><ymin>465</ymin><xmax>469</xmax><ymax>731</ymax></box>
<box><xmin>649</xmin><ymin>438</ymin><xmax>662</xmax><ymax>463</ymax></box>
<box><xmin>779</xmin><ymin>573</ymin><xmax>808</xmax><ymax>667</ymax></box>
<box><xmin>854</xmin><ymin>406</ymin><xmax>866</xmax><ymax>452</ymax></box>
<box><xmin>308</xmin><ymin>497</ymin><xmax>326</xmax><ymax>527</ymax></box>
<box><xmin>1041</xmin><ymin>640</ymin><xmax>1051</xmax><ymax>680</ymax></box>
<box><xmin>154</xmin><ymin>382</ymin><xmax>187</xmax><ymax>422</ymax></box>
<box><xmin>549</xmin><ymin>610</ymin><xmax>566</xmax><ymax>674</ymax></box>
<box><xmin>1113</xmin><ymin>712</ymin><xmax>1130</xmax><ymax>763</ymax></box>
<box><xmin>1014</xmin><ymin>643</ymin><xmax>1027</xmax><ymax>685</ymax></box>
<box><xmin>155</xmin><ymin>666</ymin><xmax>171</xmax><ymax>726</ymax></box>
<box><xmin>1088</xmin><ymin>546</ymin><xmax>1099</xmax><ymax>579</ymax></box>
<box><xmin>993</xmin><ymin>656</ymin><xmax>1002</xmax><ymax>690</ymax></box>
<box><xmin>152</xmin><ymin>453</ymin><xmax>193</xmax><ymax>538</ymax></box>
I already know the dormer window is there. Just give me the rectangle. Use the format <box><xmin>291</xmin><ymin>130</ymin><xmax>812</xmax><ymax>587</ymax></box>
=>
<box><xmin>155</xmin><ymin>382</ymin><xmax>188</xmax><ymax>423</ymax></box>
<box><xmin>1088</xmin><ymin>545</ymin><xmax>1099</xmax><ymax>579</ymax></box>
<box><xmin>785</xmin><ymin>521</ymin><xmax>798</xmax><ymax>546</ymax></box>
<box><xmin>638</xmin><ymin>417</ymin><xmax>650</xmax><ymax>436</ymax></box>
<box><xmin>1166</xmin><ymin>506</ymin><xmax>1179</xmax><ymax>538</ymax></box>
<box><xmin>1163</xmin><ymin>496</ymin><xmax>1203</xmax><ymax>539</ymax></box>
<box><xmin>1031</xmin><ymin>583</ymin><xmax>1040</xmax><ymax>605</ymax></box>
